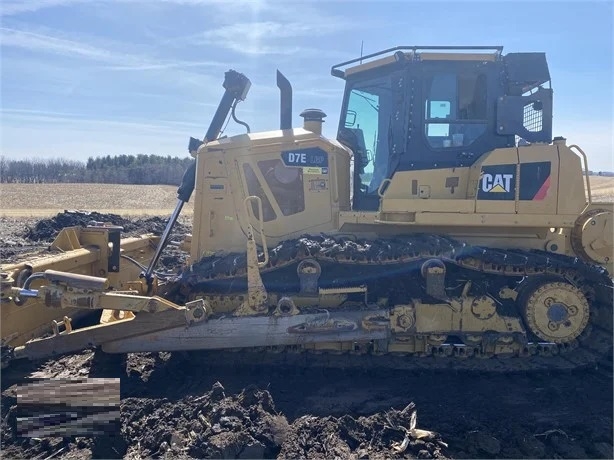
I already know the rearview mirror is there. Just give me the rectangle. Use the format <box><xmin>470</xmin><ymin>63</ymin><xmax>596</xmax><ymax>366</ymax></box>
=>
<box><xmin>345</xmin><ymin>110</ymin><xmax>357</xmax><ymax>127</ymax></box>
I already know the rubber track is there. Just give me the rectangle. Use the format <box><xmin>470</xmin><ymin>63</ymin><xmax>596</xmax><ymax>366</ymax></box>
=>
<box><xmin>164</xmin><ymin>234</ymin><xmax>613</xmax><ymax>373</ymax></box>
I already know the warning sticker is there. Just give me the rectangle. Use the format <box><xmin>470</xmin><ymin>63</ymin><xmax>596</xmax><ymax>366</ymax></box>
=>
<box><xmin>309</xmin><ymin>179</ymin><xmax>328</xmax><ymax>191</ymax></box>
<box><xmin>303</xmin><ymin>167</ymin><xmax>323</xmax><ymax>175</ymax></box>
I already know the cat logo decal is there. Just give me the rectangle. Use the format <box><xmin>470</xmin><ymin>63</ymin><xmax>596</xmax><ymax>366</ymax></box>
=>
<box><xmin>481</xmin><ymin>173</ymin><xmax>514</xmax><ymax>193</ymax></box>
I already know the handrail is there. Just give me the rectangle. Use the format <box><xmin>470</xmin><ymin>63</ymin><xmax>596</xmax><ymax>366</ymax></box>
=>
<box><xmin>243</xmin><ymin>196</ymin><xmax>269</xmax><ymax>267</ymax></box>
<box><xmin>568</xmin><ymin>144</ymin><xmax>593</xmax><ymax>204</ymax></box>
<box><xmin>331</xmin><ymin>156</ymin><xmax>339</xmax><ymax>202</ymax></box>
<box><xmin>331</xmin><ymin>45</ymin><xmax>503</xmax><ymax>77</ymax></box>
<box><xmin>377</xmin><ymin>178</ymin><xmax>392</xmax><ymax>198</ymax></box>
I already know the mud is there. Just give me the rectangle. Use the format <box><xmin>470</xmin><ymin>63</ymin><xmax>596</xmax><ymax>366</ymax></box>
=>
<box><xmin>1</xmin><ymin>349</ymin><xmax>612</xmax><ymax>459</ymax></box>
<box><xmin>24</xmin><ymin>210</ymin><xmax>190</xmax><ymax>242</ymax></box>
<box><xmin>1</xmin><ymin>215</ymin><xmax>613</xmax><ymax>459</ymax></box>
<box><xmin>0</xmin><ymin>217</ymin><xmax>46</xmax><ymax>263</ymax></box>
<box><xmin>1</xmin><ymin>211</ymin><xmax>190</xmax><ymax>272</ymax></box>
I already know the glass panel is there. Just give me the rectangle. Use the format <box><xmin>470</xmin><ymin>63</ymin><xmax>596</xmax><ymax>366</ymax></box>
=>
<box><xmin>425</xmin><ymin>123</ymin><xmax>487</xmax><ymax>148</ymax></box>
<box><xmin>242</xmin><ymin>163</ymin><xmax>277</xmax><ymax>222</ymax></box>
<box><xmin>258</xmin><ymin>159</ymin><xmax>305</xmax><ymax>216</ymax></box>
<box><xmin>429</xmin><ymin>101</ymin><xmax>451</xmax><ymax>119</ymax></box>
<box><xmin>343</xmin><ymin>76</ymin><xmax>392</xmax><ymax>194</ymax></box>
<box><xmin>424</xmin><ymin>73</ymin><xmax>487</xmax><ymax>149</ymax></box>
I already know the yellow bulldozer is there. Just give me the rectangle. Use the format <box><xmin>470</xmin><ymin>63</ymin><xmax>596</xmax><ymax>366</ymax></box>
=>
<box><xmin>2</xmin><ymin>46</ymin><xmax>612</xmax><ymax>372</ymax></box>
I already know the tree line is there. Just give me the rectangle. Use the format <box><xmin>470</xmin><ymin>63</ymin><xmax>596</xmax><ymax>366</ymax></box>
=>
<box><xmin>0</xmin><ymin>155</ymin><xmax>193</xmax><ymax>185</ymax></box>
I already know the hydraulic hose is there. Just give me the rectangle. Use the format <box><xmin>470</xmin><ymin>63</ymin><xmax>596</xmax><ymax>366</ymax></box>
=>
<box><xmin>23</xmin><ymin>273</ymin><xmax>45</xmax><ymax>291</ymax></box>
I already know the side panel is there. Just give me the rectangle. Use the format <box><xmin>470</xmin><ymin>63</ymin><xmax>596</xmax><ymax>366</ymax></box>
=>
<box><xmin>556</xmin><ymin>145</ymin><xmax>587</xmax><ymax>215</ymax></box>
<box><xmin>516</xmin><ymin>146</ymin><xmax>559</xmax><ymax>215</ymax></box>
<box><xmin>192</xmin><ymin>148</ymin><xmax>247</xmax><ymax>259</ymax></box>
<box><xmin>373</xmin><ymin>145</ymin><xmax>582</xmax><ymax>252</ymax></box>
<box><xmin>383</xmin><ymin>168</ymin><xmax>471</xmax><ymax>201</ymax></box>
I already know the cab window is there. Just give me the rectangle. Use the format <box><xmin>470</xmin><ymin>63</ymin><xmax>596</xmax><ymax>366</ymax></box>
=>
<box><xmin>424</xmin><ymin>73</ymin><xmax>488</xmax><ymax>149</ymax></box>
<box><xmin>343</xmin><ymin>76</ymin><xmax>392</xmax><ymax>194</ymax></box>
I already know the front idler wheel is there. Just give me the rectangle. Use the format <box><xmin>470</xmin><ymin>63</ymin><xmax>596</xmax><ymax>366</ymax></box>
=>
<box><xmin>520</xmin><ymin>280</ymin><xmax>590</xmax><ymax>343</ymax></box>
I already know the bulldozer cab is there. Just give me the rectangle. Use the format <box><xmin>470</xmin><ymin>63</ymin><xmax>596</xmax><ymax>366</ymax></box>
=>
<box><xmin>333</xmin><ymin>46</ymin><xmax>554</xmax><ymax>211</ymax></box>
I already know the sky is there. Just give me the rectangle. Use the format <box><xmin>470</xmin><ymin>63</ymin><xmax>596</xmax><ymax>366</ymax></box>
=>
<box><xmin>0</xmin><ymin>0</ymin><xmax>613</xmax><ymax>171</ymax></box>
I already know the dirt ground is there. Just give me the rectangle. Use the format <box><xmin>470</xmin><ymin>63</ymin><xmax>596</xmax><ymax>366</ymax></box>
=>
<box><xmin>0</xmin><ymin>183</ymin><xmax>195</xmax><ymax>218</ymax></box>
<box><xmin>1</xmin><ymin>212</ymin><xmax>613</xmax><ymax>459</ymax></box>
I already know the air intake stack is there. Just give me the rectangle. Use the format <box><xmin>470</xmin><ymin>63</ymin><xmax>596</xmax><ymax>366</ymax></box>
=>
<box><xmin>300</xmin><ymin>108</ymin><xmax>326</xmax><ymax>135</ymax></box>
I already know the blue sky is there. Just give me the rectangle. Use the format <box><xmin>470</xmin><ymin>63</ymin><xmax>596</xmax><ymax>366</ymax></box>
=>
<box><xmin>1</xmin><ymin>0</ymin><xmax>612</xmax><ymax>171</ymax></box>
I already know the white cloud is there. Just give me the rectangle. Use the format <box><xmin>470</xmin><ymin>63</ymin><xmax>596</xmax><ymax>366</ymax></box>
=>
<box><xmin>1</xmin><ymin>26</ymin><xmax>126</xmax><ymax>61</ymax></box>
<box><xmin>0</xmin><ymin>0</ymin><xmax>268</xmax><ymax>17</ymax></box>
<box><xmin>294</xmin><ymin>87</ymin><xmax>343</xmax><ymax>99</ymax></box>
<box><xmin>0</xmin><ymin>26</ymin><xmax>228</xmax><ymax>71</ymax></box>
<box><xmin>0</xmin><ymin>0</ymin><xmax>85</xmax><ymax>16</ymax></box>
<box><xmin>0</xmin><ymin>110</ymin><xmax>203</xmax><ymax>159</ymax></box>
<box><xmin>203</xmin><ymin>21</ymin><xmax>339</xmax><ymax>43</ymax></box>
<box><xmin>154</xmin><ymin>0</ymin><xmax>264</xmax><ymax>7</ymax></box>
<box><xmin>1</xmin><ymin>109</ymin><xmax>205</xmax><ymax>131</ymax></box>
<box><xmin>2</xmin><ymin>0</ymin><xmax>351</xmax><ymax>58</ymax></box>
<box><xmin>182</xmin><ymin>18</ymin><xmax>352</xmax><ymax>56</ymax></box>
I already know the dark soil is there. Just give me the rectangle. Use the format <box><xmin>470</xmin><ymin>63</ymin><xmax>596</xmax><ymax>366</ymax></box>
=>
<box><xmin>1</xmin><ymin>211</ymin><xmax>190</xmax><ymax>272</ymax></box>
<box><xmin>1</xmin><ymin>214</ymin><xmax>612</xmax><ymax>459</ymax></box>
<box><xmin>1</xmin><ymin>350</ymin><xmax>612</xmax><ymax>460</ymax></box>
<box><xmin>23</xmin><ymin>210</ymin><xmax>189</xmax><ymax>243</ymax></box>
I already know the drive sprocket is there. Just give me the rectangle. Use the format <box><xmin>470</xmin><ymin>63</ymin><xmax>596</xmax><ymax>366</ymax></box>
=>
<box><xmin>520</xmin><ymin>280</ymin><xmax>590</xmax><ymax>343</ymax></box>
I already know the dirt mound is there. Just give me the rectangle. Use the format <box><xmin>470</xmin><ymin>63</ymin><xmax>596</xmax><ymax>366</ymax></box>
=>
<box><xmin>0</xmin><ymin>243</ymin><xmax>48</xmax><ymax>263</ymax></box>
<box><xmin>280</xmin><ymin>404</ymin><xmax>448</xmax><ymax>459</ymax></box>
<box><xmin>0</xmin><ymin>217</ymin><xmax>47</xmax><ymax>264</ymax></box>
<box><xmin>121</xmin><ymin>385</ymin><xmax>447</xmax><ymax>459</ymax></box>
<box><xmin>2</xmin><ymin>369</ymin><xmax>448</xmax><ymax>460</ymax></box>
<box><xmin>13</xmin><ymin>211</ymin><xmax>190</xmax><ymax>271</ymax></box>
<box><xmin>24</xmin><ymin>210</ymin><xmax>189</xmax><ymax>242</ymax></box>
<box><xmin>121</xmin><ymin>383</ymin><xmax>291</xmax><ymax>459</ymax></box>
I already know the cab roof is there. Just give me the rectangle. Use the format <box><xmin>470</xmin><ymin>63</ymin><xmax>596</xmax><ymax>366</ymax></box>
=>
<box><xmin>331</xmin><ymin>46</ymin><xmax>504</xmax><ymax>79</ymax></box>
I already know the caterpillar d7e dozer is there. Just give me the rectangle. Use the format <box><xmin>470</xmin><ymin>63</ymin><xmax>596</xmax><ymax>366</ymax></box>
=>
<box><xmin>2</xmin><ymin>46</ymin><xmax>613</xmax><ymax>372</ymax></box>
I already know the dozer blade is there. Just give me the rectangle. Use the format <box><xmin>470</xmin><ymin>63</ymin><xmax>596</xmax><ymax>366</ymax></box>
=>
<box><xmin>10</xmin><ymin>304</ymin><xmax>387</xmax><ymax>361</ymax></box>
<box><xmin>102</xmin><ymin>309</ymin><xmax>388</xmax><ymax>354</ymax></box>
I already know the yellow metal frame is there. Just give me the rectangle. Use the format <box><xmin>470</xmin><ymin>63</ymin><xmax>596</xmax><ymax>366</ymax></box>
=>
<box><xmin>1</xmin><ymin>226</ymin><xmax>159</xmax><ymax>347</ymax></box>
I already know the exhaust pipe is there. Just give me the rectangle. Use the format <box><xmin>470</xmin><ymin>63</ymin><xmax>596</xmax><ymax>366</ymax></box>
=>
<box><xmin>276</xmin><ymin>70</ymin><xmax>292</xmax><ymax>130</ymax></box>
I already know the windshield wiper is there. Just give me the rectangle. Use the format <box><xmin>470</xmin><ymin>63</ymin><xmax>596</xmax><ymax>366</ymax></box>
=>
<box><xmin>352</xmin><ymin>91</ymin><xmax>379</xmax><ymax>112</ymax></box>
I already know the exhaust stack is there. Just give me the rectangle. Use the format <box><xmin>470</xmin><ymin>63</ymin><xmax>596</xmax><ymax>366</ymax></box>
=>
<box><xmin>276</xmin><ymin>70</ymin><xmax>292</xmax><ymax>130</ymax></box>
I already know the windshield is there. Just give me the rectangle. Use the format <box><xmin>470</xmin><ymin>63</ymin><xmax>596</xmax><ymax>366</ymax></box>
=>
<box><xmin>342</xmin><ymin>76</ymin><xmax>392</xmax><ymax>194</ymax></box>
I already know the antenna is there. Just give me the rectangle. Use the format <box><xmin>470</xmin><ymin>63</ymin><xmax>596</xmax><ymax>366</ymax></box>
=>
<box><xmin>360</xmin><ymin>40</ymin><xmax>364</xmax><ymax>64</ymax></box>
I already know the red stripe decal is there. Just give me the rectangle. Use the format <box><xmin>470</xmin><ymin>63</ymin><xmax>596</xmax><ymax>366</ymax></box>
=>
<box><xmin>533</xmin><ymin>175</ymin><xmax>551</xmax><ymax>200</ymax></box>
